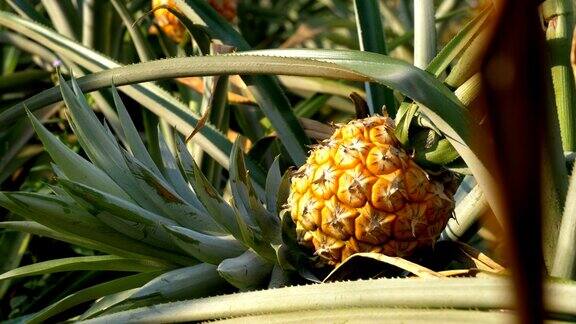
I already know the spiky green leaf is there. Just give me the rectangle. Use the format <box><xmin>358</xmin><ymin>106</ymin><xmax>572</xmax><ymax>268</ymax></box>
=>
<box><xmin>130</xmin><ymin>263</ymin><xmax>228</xmax><ymax>300</ymax></box>
<box><xmin>164</xmin><ymin>225</ymin><xmax>246</xmax><ymax>265</ymax></box>
<box><xmin>78</xmin><ymin>278</ymin><xmax>576</xmax><ymax>323</ymax></box>
<box><xmin>0</xmin><ymin>256</ymin><xmax>169</xmax><ymax>281</ymax></box>
<box><xmin>27</xmin><ymin>272</ymin><xmax>162</xmax><ymax>324</ymax></box>
<box><xmin>217</xmin><ymin>250</ymin><xmax>273</xmax><ymax>291</ymax></box>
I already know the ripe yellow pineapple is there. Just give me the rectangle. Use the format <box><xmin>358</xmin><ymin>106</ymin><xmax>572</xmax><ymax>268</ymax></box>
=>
<box><xmin>152</xmin><ymin>0</ymin><xmax>237</xmax><ymax>43</ymax></box>
<box><xmin>288</xmin><ymin>115</ymin><xmax>456</xmax><ymax>266</ymax></box>
<box><xmin>152</xmin><ymin>0</ymin><xmax>186</xmax><ymax>43</ymax></box>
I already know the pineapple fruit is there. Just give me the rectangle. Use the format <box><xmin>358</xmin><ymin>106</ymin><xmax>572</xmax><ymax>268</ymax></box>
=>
<box><xmin>289</xmin><ymin>115</ymin><xmax>457</xmax><ymax>265</ymax></box>
<box><xmin>152</xmin><ymin>0</ymin><xmax>186</xmax><ymax>43</ymax></box>
<box><xmin>152</xmin><ymin>0</ymin><xmax>237</xmax><ymax>42</ymax></box>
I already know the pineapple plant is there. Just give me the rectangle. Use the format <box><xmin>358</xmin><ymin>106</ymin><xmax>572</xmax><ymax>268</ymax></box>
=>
<box><xmin>0</xmin><ymin>73</ymin><xmax>301</xmax><ymax>322</ymax></box>
<box><xmin>0</xmin><ymin>0</ymin><xmax>575</xmax><ymax>323</ymax></box>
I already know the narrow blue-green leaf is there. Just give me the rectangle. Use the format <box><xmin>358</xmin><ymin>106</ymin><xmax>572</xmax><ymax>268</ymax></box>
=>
<box><xmin>157</xmin><ymin>132</ymin><xmax>202</xmax><ymax>208</ymax></box>
<box><xmin>59</xmin><ymin>73</ymin><xmax>162</xmax><ymax>213</ymax></box>
<box><xmin>59</xmin><ymin>179</ymin><xmax>176</xmax><ymax>225</ymax></box>
<box><xmin>0</xmin><ymin>31</ymin><xmax>61</xmax><ymax>71</ymax></box>
<box><xmin>26</xmin><ymin>109</ymin><xmax>130</xmax><ymax>201</ymax></box>
<box><xmin>123</xmin><ymin>154</ymin><xmax>224</xmax><ymax>234</ymax></box>
<box><xmin>3</xmin><ymin>43</ymin><xmax>21</xmax><ymax>74</ymax></box>
<box><xmin>79</xmin><ymin>288</ymin><xmax>139</xmax><ymax>320</ymax></box>
<box><xmin>176</xmin><ymin>0</ymin><xmax>247</xmax><ymax>47</ymax></box>
<box><xmin>99</xmin><ymin>213</ymin><xmax>184</xmax><ymax>254</ymax></box>
<box><xmin>353</xmin><ymin>0</ymin><xmax>396</xmax><ymax>115</ymax></box>
<box><xmin>247</xmin><ymin>185</ymin><xmax>280</xmax><ymax>248</ymax></box>
<box><xmin>130</xmin><ymin>263</ymin><xmax>227</xmax><ymax>300</ymax></box>
<box><xmin>265</xmin><ymin>157</ymin><xmax>282</xmax><ymax>216</ymax></box>
<box><xmin>268</xmin><ymin>263</ymin><xmax>291</xmax><ymax>289</ymax></box>
<box><xmin>0</xmin><ymin>221</ymin><xmax>152</xmax><ymax>259</ymax></box>
<box><xmin>112</xmin><ymin>85</ymin><xmax>162</xmax><ymax>177</ymax></box>
<box><xmin>276</xmin><ymin>171</ymin><xmax>293</xmax><ymax>218</ymax></box>
<box><xmin>0</xmin><ymin>192</ymin><xmax>191</xmax><ymax>264</ymax></box>
<box><xmin>279</xmin><ymin>76</ymin><xmax>364</xmax><ymax>100</ymax></box>
<box><xmin>174</xmin><ymin>135</ymin><xmax>196</xmax><ymax>180</ymax></box>
<box><xmin>27</xmin><ymin>272</ymin><xmax>162</xmax><ymax>324</ymax></box>
<box><xmin>110</xmin><ymin>0</ymin><xmax>163</xmax><ymax>173</ymax></box>
<box><xmin>66</xmin><ymin>73</ymin><xmax>123</xmax><ymax>164</ymax></box>
<box><xmin>247</xmin><ymin>75</ymin><xmax>310</xmax><ymax>165</ymax></box>
<box><xmin>229</xmin><ymin>140</ymin><xmax>278</xmax><ymax>259</ymax></box>
<box><xmin>0</xmin><ymin>256</ymin><xmax>169</xmax><ymax>281</ymax></box>
<box><xmin>217</xmin><ymin>250</ymin><xmax>273</xmax><ymax>290</ymax></box>
<box><xmin>229</xmin><ymin>139</ymin><xmax>259</xmax><ymax>229</ymax></box>
<box><xmin>411</xmin><ymin>130</ymin><xmax>460</xmax><ymax>166</ymax></box>
<box><xmin>190</xmin><ymin>158</ymin><xmax>239</xmax><ymax>237</ymax></box>
<box><xmin>112</xmin><ymin>0</ymin><xmax>169</xmax><ymax>181</ymax></box>
<box><xmin>164</xmin><ymin>225</ymin><xmax>246</xmax><ymax>265</ymax></box>
<box><xmin>58</xmin><ymin>179</ymin><xmax>183</xmax><ymax>252</ymax></box>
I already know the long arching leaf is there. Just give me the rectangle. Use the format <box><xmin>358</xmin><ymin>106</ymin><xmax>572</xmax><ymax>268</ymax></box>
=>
<box><xmin>0</xmin><ymin>256</ymin><xmax>169</xmax><ymax>281</ymax></box>
<box><xmin>78</xmin><ymin>277</ymin><xmax>576</xmax><ymax>323</ymax></box>
<box><xmin>0</xmin><ymin>49</ymin><xmax>499</xmax><ymax>222</ymax></box>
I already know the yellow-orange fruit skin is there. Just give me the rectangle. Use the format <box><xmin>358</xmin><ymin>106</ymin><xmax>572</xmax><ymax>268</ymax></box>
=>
<box><xmin>288</xmin><ymin>116</ymin><xmax>455</xmax><ymax>266</ymax></box>
<box><xmin>151</xmin><ymin>0</ymin><xmax>237</xmax><ymax>43</ymax></box>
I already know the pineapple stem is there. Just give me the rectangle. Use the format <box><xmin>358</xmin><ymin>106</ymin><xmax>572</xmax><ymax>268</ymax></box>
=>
<box><xmin>543</xmin><ymin>0</ymin><xmax>576</xmax><ymax>151</ymax></box>
<box><xmin>350</xmin><ymin>92</ymin><xmax>371</xmax><ymax>119</ymax></box>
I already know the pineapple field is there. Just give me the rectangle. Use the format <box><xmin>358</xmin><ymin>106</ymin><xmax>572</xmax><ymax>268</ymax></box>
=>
<box><xmin>0</xmin><ymin>0</ymin><xmax>576</xmax><ymax>323</ymax></box>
